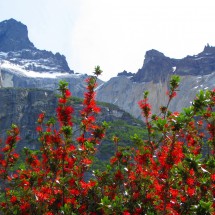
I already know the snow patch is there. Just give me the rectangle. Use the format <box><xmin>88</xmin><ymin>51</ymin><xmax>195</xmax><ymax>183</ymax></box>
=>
<box><xmin>1</xmin><ymin>60</ymin><xmax>72</xmax><ymax>79</ymax></box>
<box><xmin>194</xmin><ymin>57</ymin><xmax>205</xmax><ymax>60</ymax></box>
<box><xmin>172</xmin><ymin>66</ymin><xmax>176</xmax><ymax>72</ymax></box>
<box><xmin>204</xmin><ymin>53</ymin><xmax>212</xmax><ymax>56</ymax></box>
<box><xmin>113</xmin><ymin>98</ymin><xmax>118</xmax><ymax>104</ymax></box>
<box><xmin>95</xmin><ymin>83</ymin><xmax>104</xmax><ymax>91</ymax></box>
<box><xmin>0</xmin><ymin>52</ymin><xmax>8</xmax><ymax>57</ymax></box>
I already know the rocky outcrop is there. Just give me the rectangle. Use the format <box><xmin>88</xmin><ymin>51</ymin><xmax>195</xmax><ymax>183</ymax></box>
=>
<box><xmin>0</xmin><ymin>19</ymin><xmax>35</xmax><ymax>52</ymax></box>
<box><xmin>117</xmin><ymin>70</ymin><xmax>135</xmax><ymax>77</ymax></box>
<box><xmin>0</xmin><ymin>88</ymin><xmax>57</xmax><ymax>150</ymax></box>
<box><xmin>132</xmin><ymin>49</ymin><xmax>176</xmax><ymax>83</ymax></box>
<box><xmin>175</xmin><ymin>45</ymin><xmax>215</xmax><ymax>76</ymax></box>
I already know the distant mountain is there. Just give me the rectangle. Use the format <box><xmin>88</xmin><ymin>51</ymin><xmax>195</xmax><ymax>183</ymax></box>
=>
<box><xmin>0</xmin><ymin>18</ymin><xmax>71</xmax><ymax>73</ymax></box>
<box><xmin>0</xmin><ymin>19</ymin><xmax>103</xmax><ymax>97</ymax></box>
<box><xmin>97</xmin><ymin>44</ymin><xmax>215</xmax><ymax>118</ymax></box>
<box><xmin>131</xmin><ymin>44</ymin><xmax>215</xmax><ymax>83</ymax></box>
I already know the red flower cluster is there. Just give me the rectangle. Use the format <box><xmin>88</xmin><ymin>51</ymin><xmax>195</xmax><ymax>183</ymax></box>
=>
<box><xmin>0</xmin><ymin>73</ymin><xmax>215</xmax><ymax>214</ymax></box>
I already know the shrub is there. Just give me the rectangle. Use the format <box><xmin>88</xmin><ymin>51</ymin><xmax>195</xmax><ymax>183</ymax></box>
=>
<box><xmin>0</xmin><ymin>69</ymin><xmax>215</xmax><ymax>214</ymax></box>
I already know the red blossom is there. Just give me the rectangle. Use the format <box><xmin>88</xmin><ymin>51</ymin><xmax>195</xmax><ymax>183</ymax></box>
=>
<box><xmin>115</xmin><ymin>170</ymin><xmax>124</xmax><ymax>180</ymax></box>
<box><xmin>36</xmin><ymin>126</ymin><xmax>42</xmax><ymax>132</ymax></box>
<box><xmin>65</xmin><ymin>89</ymin><xmax>71</xmax><ymax>98</ymax></box>
<box><xmin>38</xmin><ymin>113</ymin><xmax>45</xmax><ymax>123</ymax></box>
<box><xmin>123</xmin><ymin>211</ymin><xmax>131</xmax><ymax>215</ymax></box>
<box><xmin>211</xmin><ymin>174</ymin><xmax>215</xmax><ymax>181</ymax></box>
<box><xmin>10</xmin><ymin>196</ymin><xmax>17</xmax><ymax>203</ymax></box>
<box><xmin>20</xmin><ymin>201</ymin><xmax>30</xmax><ymax>212</ymax></box>
<box><xmin>186</xmin><ymin>178</ymin><xmax>195</xmax><ymax>186</ymax></box>
<box><xmin>138</xmin><ymin>99</ymin><xmax>151</xmax><ymax>118</ymax></box>
<box><xmin>82</xmin><ymin>158</ymin><xmax>92</xmax><ymax>165</ymax></box>
<box><xmin>187</xmin><ymin>187</ymin><xmax>195</xmax><ymax>197</ymax></box>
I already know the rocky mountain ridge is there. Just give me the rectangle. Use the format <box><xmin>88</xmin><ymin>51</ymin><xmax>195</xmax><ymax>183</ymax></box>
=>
<box><xmin>97</xmin><ymin>44</ymin><xmax>215</xmax><ymax>118</ymax></box>
<box><xmin>127</xmin><ymin>44</ymin><xmax>215</xmax><ymax>83</ymax></box>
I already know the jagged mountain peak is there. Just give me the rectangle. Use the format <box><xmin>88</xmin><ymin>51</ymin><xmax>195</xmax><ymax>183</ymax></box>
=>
<box><xmin>203</xmin><ymin>43</ymin><xmax>215</xmax><ymax>54</ymax></box>
<box><xmin>131</xmin><ymin>49</ymin><xmax>174</xmax><ymax>83</ymax></box>
<box><xmin>117</xmin><ymin>70</ymin><xmax>135</xmax><ymax>77</ymax></box>
<box><xmin>143</xmin><ymin>49</ymin><xmax>167</xmax><ymax>66</ymax></box>
<box><xmin>0</xmin><ymin>18</ymin><xmax>72</xmax><ymax>73</ymax></box>
<box><xmin>0</xmin><ymin>18</ymin><xmax>35</xmax><ymax>52</ymax></box>
<box><xmin>145</xmin><ymin>49</ymin><xmax>165</xmax><ymax>59</ymax></box>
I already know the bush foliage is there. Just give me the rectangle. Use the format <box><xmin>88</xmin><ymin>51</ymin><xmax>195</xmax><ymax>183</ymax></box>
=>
<box><xmin>0</xmin><ymin>67</ymin><xmax>215</xmax><ymax>214</ymax></box>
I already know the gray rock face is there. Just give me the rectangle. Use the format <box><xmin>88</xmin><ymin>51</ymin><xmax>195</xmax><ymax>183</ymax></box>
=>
<box><xmin>0</xmin><ymin>88</ymin><xmax>139</xmax><ymax>152</ymax></box>
<box><xmin>0</xmin><ymin>19</ymin><xmax>35</xmax><ymax>52</ymax></box>
<box><xmin>0</xmin><ymin>88</ymin><xmax>57</xmax><ymax>150</ymax></box>
<box><xmin>131</xmin><ymin>49</ymin><xmax>176</xmax><ymax>83</ymax></box>
<box><xmin>96</xmin><ymin>76</ymin><xmax>169</xmax><ymax>118</ymax></box>
<box><xmin>97</xmin><ymin>46</ymin><xmax>215</xmax><ymax>119</ymax></box>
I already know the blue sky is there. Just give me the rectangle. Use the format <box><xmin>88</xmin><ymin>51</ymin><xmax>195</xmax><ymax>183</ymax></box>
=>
<box><xmin>0</xmin><ymin>0</ymin><xmax>215</xmax><ymax>81</ymax></box>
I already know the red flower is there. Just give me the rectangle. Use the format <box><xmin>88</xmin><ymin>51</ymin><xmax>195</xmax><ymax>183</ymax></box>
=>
<box><xmin>187</xmin><ymin>187</ymin><xmax>195</xmax><ymax>197</ymax></box>
<box><xmin>70</xmin><ymin>189</ymin><xmax>80</xmax><ymax>196</ymax></box>
<box><xmin>65</xmin><ymin>89</ymin><xmax>71</xmax><ymax>98</ymax></box>
<box><xmin>44</xmin><ymin>212</ymin><xmax>54</xmax><ymax>215</ymax></box>
<box><xmin>133</xmin><ymin>191</ymin><xmax>140</xmax><ymax>200</ymax></box>
<box><xmin>36</xmin><ymin>126</ymin><xmax>42</xmax><ymax>132</ymax></box>
<box><xmin>20</xmin><ymin>201</ymin><xmax>30</xmax><ymax>212</ymax></box>
<box><xmin>82</xmin><ymin>158</ymin><xmax>92</xmax><ymax>165</ymax></box>
<box><xmin>166</xmin><ymin>91</ymin><xmax>177</xmax><ymax>99</ymax></box>
<box><xmin>186</xmin><ymin>178</ymin><xmax>195</xmax><ymax>186</ymax></box>
<box><xmin>59</xmin><ymin>98</ymin><xmax>67</xmax><ymax>104</ymax></box>
<box><xmin>170</xmin><ymin>188</ymin><xmax>178</xmax><ymax>198</ymax></box>
<box><xmin>10</xmin><ymin>196</ymin><xmax>17</xmax><ymax>203</ymax></box>
<box><xmin>138</xmin><ymin>99</ymin><xmax>151</xmax><ymax>117</ymax></box>
<box><xmin>38</xmin><ymin>113</ymin><xmax>45</xmax><ymax>123</ymax></box>
<box><xmin>110</xmin><ymin>156</ymin><xmax>118</xmax><ymax>165</ymax></box>
<box><xmin>115</xmin><ymin>170</ymin><xmax>124</xmax><ymax>180</ymax></box>
<box><xmin>211</xmin><ymin>174</ymin><xmax>215</xmax><ymax>181</ymax></box>
<box><xmin>123</xmin><ymin>211</ymin><xmax>131</xmax><ymax>215</ymax></box>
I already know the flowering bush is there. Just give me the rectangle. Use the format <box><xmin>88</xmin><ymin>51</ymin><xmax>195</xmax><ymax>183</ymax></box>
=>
<box><xmin>0</xmin><ymin>67</ymin><xmax>215</xmax><ymax>214</ymax></box>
